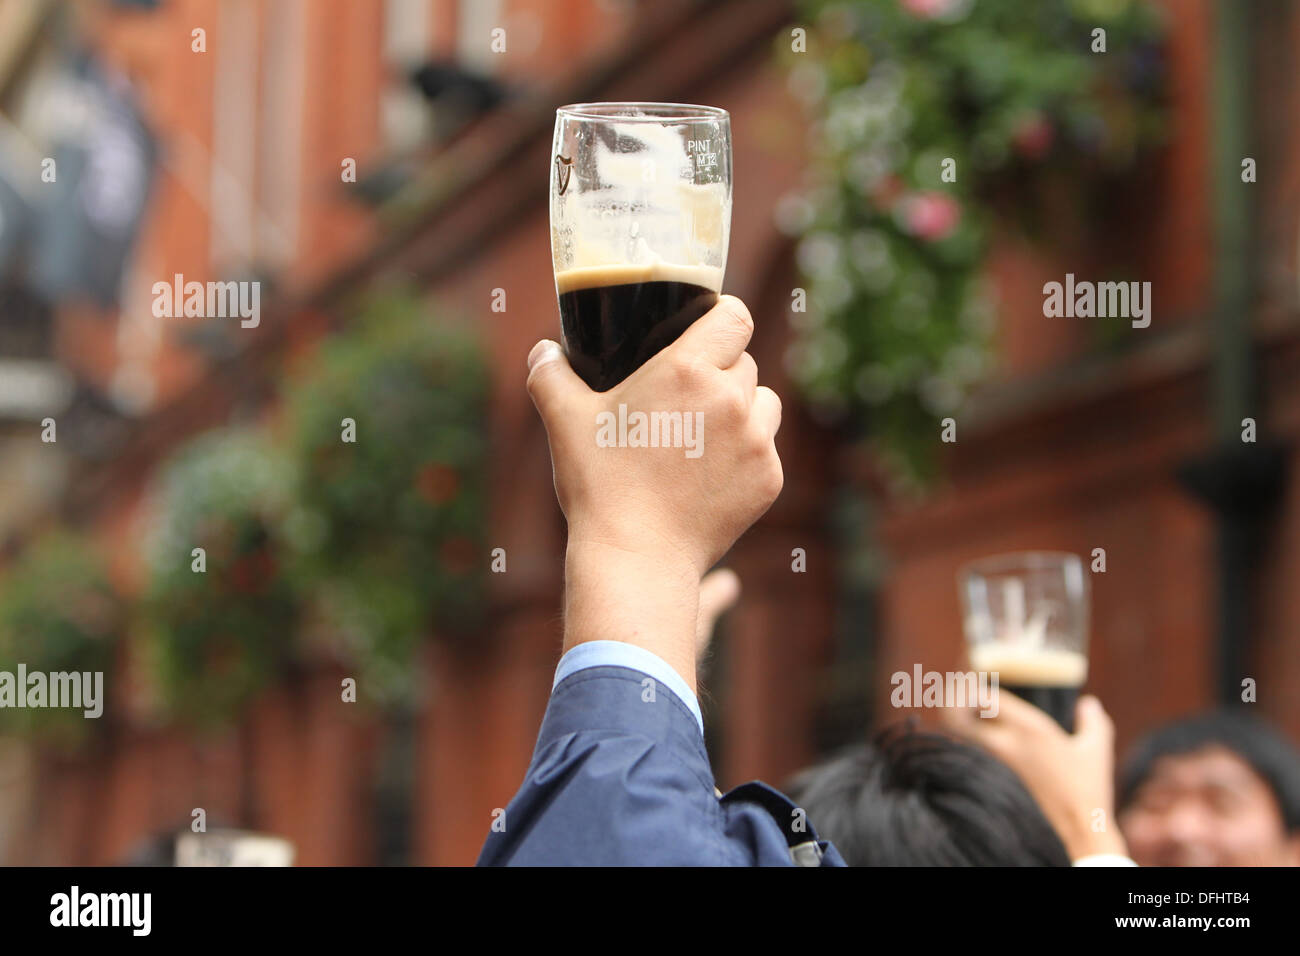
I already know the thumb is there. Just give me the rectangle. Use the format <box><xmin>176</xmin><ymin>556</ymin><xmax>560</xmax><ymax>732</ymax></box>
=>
<box><xmin>696</xmin><ymin>568</ymin><xmax>741</xmax><ymax>659</ymax></box>
<box><xmin>526</xmin><ymin>340</ymin><xmax>585</xmax><ymax>426</ymax></box>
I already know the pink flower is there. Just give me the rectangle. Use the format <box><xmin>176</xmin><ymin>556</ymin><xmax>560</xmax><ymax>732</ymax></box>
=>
<box><xmin>898</xmin><ymin>192</ymin><xmax>961</xmax><ymax>242</ymax></box>
<box><xmin>1012</xmin><ymin>112</ymin><xmax>1055</xmax><ymax>161</ymax></box>
<box><xmin>902</xmin><ymin>0</ymin><xmax>955</xmax><ymax>19</ymax></box>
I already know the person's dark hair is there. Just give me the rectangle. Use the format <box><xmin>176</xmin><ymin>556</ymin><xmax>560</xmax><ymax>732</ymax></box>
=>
<box><xmin>787</xmin><ymin>724</ymin><xmax>1071</xmax><ymax>866</ymax></box>
<box><xmin>1118</xmin><ymin>711</ymin><xmax>1300</xmax><ymax>831</ymax></box>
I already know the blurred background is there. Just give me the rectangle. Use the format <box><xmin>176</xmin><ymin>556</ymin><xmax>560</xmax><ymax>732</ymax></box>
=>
<box><xmin>0</xmin><ymin>0</ymin><xmax>1297</xmax><ymax>865</ymax></box>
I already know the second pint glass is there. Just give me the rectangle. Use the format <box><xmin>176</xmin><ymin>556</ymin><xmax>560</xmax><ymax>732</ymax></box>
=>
<box><xmin>960</xmin><ymin>552</ymin><xmax>1090</xmax><ymax>732</ymax></box>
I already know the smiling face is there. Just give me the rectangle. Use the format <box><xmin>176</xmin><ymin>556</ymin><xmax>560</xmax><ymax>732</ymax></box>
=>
<box><xmin>1119</xmin><ymin>745</ymin><xmax>1300</xmax><ymax>867</ymax></box>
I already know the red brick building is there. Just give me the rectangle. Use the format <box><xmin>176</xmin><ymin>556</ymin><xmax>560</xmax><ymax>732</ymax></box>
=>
<box><xmin>1</xmin><ymin>0</ymin><xmax>1298</xmax><ymax>865</ymax></box>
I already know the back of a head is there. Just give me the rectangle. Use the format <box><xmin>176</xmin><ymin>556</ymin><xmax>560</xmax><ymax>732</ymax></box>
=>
<box><xmin>790</xmin><ymin>724</ymin><xmax>1071</xmax><ymax>866</ymax></box>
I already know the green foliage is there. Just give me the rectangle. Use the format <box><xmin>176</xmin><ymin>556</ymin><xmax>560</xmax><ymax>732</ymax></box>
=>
<box><xmin>785</xmin><ymin>0</ymin><xmax>1166</xmax><ymax>481</ymax></box>
<box><xmin>0</xmin><ymin>532</ymin><xmax>120</xmax><ymax>744</ymax></box>
<box><xmin>26</xmin><ymin>292</ymin><xmax>488</xmax><ymax>730</ymax></box>
<box><xmin>283</xmin><ymin>291</ymin><xmax>489</xmax><ymax>706</ymax></box>
<box><xmin>135</xmin><ymin>293</ymin><xmax>489</xmax><ymax>722</ymax></box>
<box><xmin>140</xmin><ymin>427</ymin><xmax>299</xmax><ymax>726</ymax></box>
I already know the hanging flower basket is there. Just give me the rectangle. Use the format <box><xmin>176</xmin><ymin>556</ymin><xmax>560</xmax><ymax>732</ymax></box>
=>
<box><xmin>139</xmin><ymin>427</ymin><xmax>299</xmax><ymax>726</ymax></box>
<box><xmin>282</xmin><ymin>290</ymin><xmax>489</xmax><ymax>707</ymax></box>
<box><xmin>0</xmin><ymin>531</ymin><xmax>121</xmax><ymax>746</ymax></box>
<box><xmin>783</xmin><ymin>0</ymin><xmax>1167</xmax><ymax>481</ymax></box>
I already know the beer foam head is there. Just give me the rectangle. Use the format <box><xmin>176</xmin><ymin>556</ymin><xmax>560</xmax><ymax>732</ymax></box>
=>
<box><xmin>555</xmin><ymin>261</ymin><xmax>723</xmax><ymax>295</ymax></box>
<box><xmin>968</xmin><ymin>643</ymin><xmax>1089</xmax><ymax>686</ymax></box>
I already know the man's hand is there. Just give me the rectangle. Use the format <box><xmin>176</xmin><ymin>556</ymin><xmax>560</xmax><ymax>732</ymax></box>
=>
<box><xmin>526</xmin><ymin>296</ymin><xmax>781</xmax><ymax>691</ymax></box>
<box><xmin>527</xmin><ymin>295</ymin><xmax>782</xmax><ymax>576</ymax></box>
<box><xmin>942</xmin><ymin>691</ymin><xmax>1129</xmax><ymax>862</ymax></box>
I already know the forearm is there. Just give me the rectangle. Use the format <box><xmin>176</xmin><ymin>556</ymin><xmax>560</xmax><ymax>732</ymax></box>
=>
<box><xmin>563</xmin><ymin>538</ymin><xmax>701</xmax><ymax>693</ymax></box>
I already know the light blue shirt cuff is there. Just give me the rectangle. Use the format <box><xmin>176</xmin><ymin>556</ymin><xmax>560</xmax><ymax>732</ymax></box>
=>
<box><xmin>553</xmin><ymin>640</ymin><xmax>704</xmax><ymax>738</ymax></box>
<box><xmin>1072</xmin><ymin>854</ymin><xmax>1138</xmax><ymax>867</ymax></box>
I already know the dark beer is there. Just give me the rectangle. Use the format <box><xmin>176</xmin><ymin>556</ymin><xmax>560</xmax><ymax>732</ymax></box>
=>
<box><xmin>557</xmin><ymin>263</ymin><xmax>721</xmax><ymax>391</ymax></box>
<box><xmin>1000</xmin><ymin>684</ymin><xmax>1081</xmax><ymax>733</ymax></box>
<box><xmin>971</xmin><ymin>645</ymin><xmax>1087</xmax><ymax>733</ymax></box>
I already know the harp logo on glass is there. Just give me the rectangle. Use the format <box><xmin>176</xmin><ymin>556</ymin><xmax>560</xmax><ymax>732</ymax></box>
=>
<box><xmin>555</xmin><ymin>154</ymin><xmax>574</xmax><ymax>195</ymax></box>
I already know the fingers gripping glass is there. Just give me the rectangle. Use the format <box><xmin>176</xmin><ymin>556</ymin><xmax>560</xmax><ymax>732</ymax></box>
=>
<box><xmin>550</xmin><ymin>103</ymin><xmax>732</xmax><ymax>391</ymax></box>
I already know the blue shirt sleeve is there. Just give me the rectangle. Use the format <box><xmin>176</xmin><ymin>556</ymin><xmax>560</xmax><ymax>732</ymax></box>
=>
<box><xmin>551</xmin><ymin>640</ymin><xmax>705</xmax><ymax>736</ymax></box>
<box><xmin>476</xmin><ymin>643</ymin><xmax>845</xmax><ymax>867</ymax></box>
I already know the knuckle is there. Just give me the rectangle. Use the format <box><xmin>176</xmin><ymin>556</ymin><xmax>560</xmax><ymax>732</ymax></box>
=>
<box><xmin>671</xmin><ymin>354</ymin><xmax>707</xmax><ymax>391</ymax></box>
<box><xmin>722</xmin><ymin>388</ymin><xmax>748</xmax><ymax>421</ymax></box>
<box><xmin>717</xmin><ymin>296</ymin><xmax>754</xmax><ymax>339</ymax></box>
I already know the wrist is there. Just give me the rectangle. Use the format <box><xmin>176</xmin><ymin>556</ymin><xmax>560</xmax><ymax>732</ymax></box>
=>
<box><xmin>1062</xmin><ymin>811</ymin><xmax>1129</xmax><ymax>862</ymax></box>
<box><xmin>1077</xmin><ymin>830</ymin><xmax>1129</xmax><ymax>860</ymax></box>
<box><xmin>566</xmin><ymin>510</ymin><xmax>706</xmax><ymax>573</ymax></box>
<box><xmin>563</xmin><ymin>538</ymin><xmax>701</xmax><ymax>693</ymax></box>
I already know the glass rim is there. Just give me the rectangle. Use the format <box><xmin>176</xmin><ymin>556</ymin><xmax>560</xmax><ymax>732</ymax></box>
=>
<box><xmin>556</xmin><ymin>102</ymin><xmax>730</xmax><ymax>123</ymax></box>
<box><xmin>957</xmin><ymin>550</ymin><xmax>1085</xmax><ymax>581</ymax></box>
